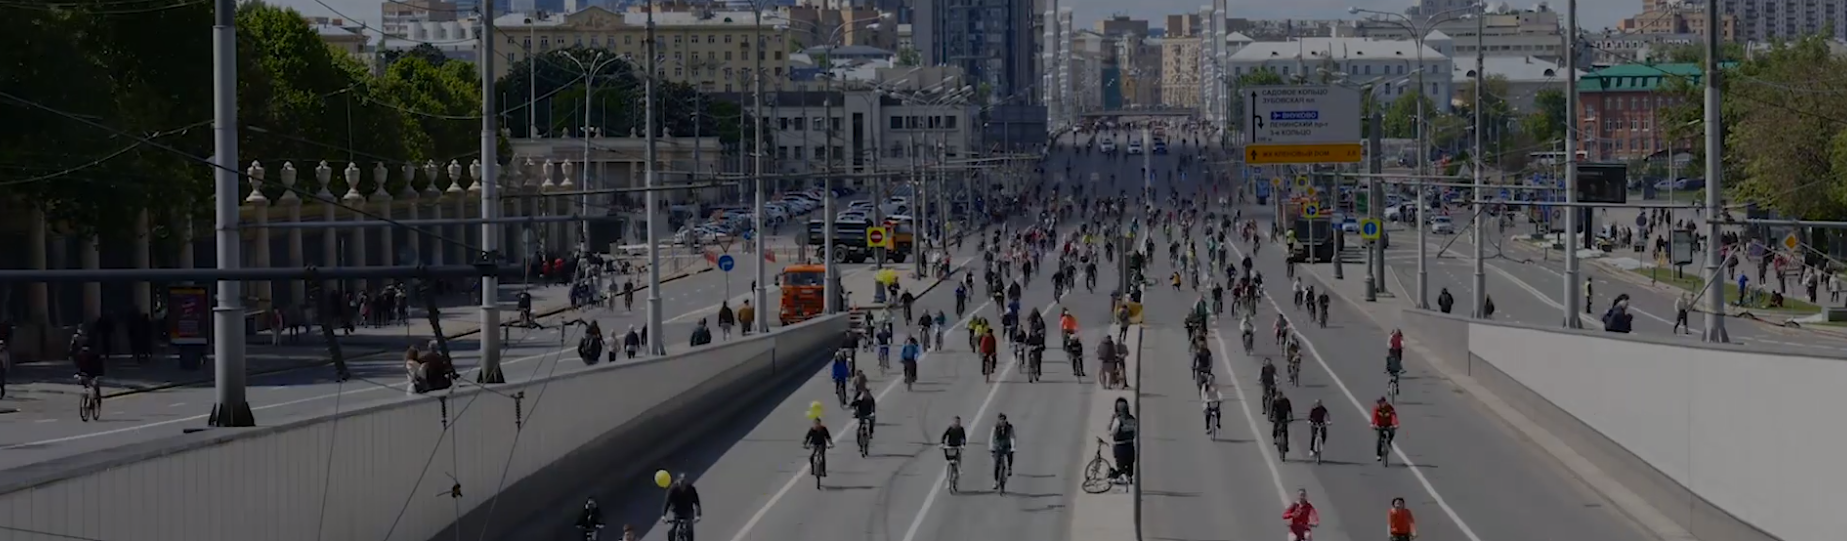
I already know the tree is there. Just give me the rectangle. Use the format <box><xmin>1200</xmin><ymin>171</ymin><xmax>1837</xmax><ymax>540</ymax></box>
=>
<box><xmin>379</xmin><ymin>43</ymin><xmax>450</xmax><ymax>69</ymax></box>
<box><xmin>1382</xmin><ymin>91</ymin><xmax>1438</xmax><ymax>140</ymax></box>
<box><xmin>1647</xmin><ymin>42</ymin><xmax>1745</xmax><ymax>64</ymax></box>
<box><xmin>897</xmin><ymin>47</ymin><xmax>921</xmax><ymax>67</ymax></box>
<box><xmin>1237</xmin><ymin>67</ymin><xmax>1284</xmax><ymax>86</ymax></box>
<box><xmin>1521</xmin><ymin>88</ymin><xmax>1568</xmax><ymax>144</ymax></box>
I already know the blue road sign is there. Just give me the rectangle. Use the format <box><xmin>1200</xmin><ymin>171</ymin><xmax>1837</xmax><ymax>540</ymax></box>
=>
<box><xmin>1499</xmin><ymin>188</ymin><xmax>1510</xmax><ymax>200</ymax></box>
<box><xmin>717</xmin><ymin>254</ymin><xmax>736</xmax><ymax>272</ymax></box>
<box><xmin>743</xmin><ymin>230</ymin><xmax>755</xmax><ymax>241</ymax></box>
<box><xmin>1635</xmin><ymin>214</ymin><xmax>1647</xmax><ymax>227</ymax></box>
<box><xmin>1360</xmin><ymin>218</ymin><xmax>1382</xmax><ymax>240</ymax></box>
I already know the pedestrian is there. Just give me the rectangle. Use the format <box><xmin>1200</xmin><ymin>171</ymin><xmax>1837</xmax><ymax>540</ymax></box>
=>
<box><xmin>1673</xmin><ymin>293</ymin><xmax>1691</xmax><ymax>334</ymax></box>
<box><xmin>737</xmin><ymin>300</ymin><xmax>756</xmax><ymax>336</ymax></box>
<box><xmin>717</xmin><ymin>301</ymin><xmax>736</xmax><ymax>339</ymax></box>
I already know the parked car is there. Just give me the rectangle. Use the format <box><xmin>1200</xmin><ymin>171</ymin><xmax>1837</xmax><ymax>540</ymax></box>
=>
<box><xmin>1430</xmin><ymin>216</ymin><xmax>1455</xmax><ymax>234</ymax></box>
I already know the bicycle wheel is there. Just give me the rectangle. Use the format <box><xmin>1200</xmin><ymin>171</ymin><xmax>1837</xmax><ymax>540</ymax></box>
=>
<box><xmin>858</xmin><ymin>427</ymin><xmax>870</xmax><ymax>457</ymax></box>
<box><xmin>79</xmin><ymin>393</ymin><xmax>92</xmax><ymax>422</ymax></box>
<box><xmin>1081</xmin><ymin>456</ymin><xmax>1112</xmax><ymax>493</ymax></box>
<box><xmin>947</xmin><ymin>460</ymin><xmax>960</xmax><ymax>493</ymax></box>
<box><xmin>89</xmin><ymin>393</ymin><xmax>101</xmax><ymax>421</ymax></box>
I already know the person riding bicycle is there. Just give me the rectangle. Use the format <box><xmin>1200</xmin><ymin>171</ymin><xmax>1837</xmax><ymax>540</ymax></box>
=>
<box><xmin>1308</xmin><ymin>399</ymin><xmax>1330</xmax><ymax>453</ymax></box>
<box><xmin>1239</xmin><ymin>314</ymin><xmax>1256</xmax><ymax>349</ymax></box>
<box><xmin>1387</xmin><ymin>329</ymin><xmax>1405</xmax><ymax>362</ymax></box>
<box><xmin>803</xmin><ymin>418</ymin><xmax>834</xmax><ymax>476</ymax></box>
<box><xmin>990</xmin><ymin>413</ymin><xmax>1019</xmax><ymax>489</ymax></box>
<box><xmin>1190</xmin><ymin>342</ymin><xmax>1213</xmax><ymax>388</ymax></box>
<box><xmin>74</xmin><ymin>344</ymin><xmax>103</xmax><ymax>391</ymax></box>
<box><xmin>1201</xmin><ymin>382</ymin><xmax>1225</xmax><ymax>434</ymax></box>
<box><xmin>577</xmin><ymin>498</ymin><xmax>605</xmax><ymax>537</ymax></box>
<box><xmin>1058</xmin><ymin>309</ymin><xmax>1078</xmax><ymax>342</ymax></box>
<box><xmin>1316</xmin><ymin>293</ymin><xmax>1330</xmax><ymax>322</ymax></box>
<box><xmin>659</xmin><ymin>473</ymin><xmax>702</xmax><ymax>537</ymax></box>
<box><xmin>1372</xmin><ymin>398</ymin><xmax>1400</xmax><ymax>461</ymax></box>
<box><xmin>1269</xmin><ymin>390</ymin><xmax>1294</xmax><ymax>450</ymax></box>
<box><xmin>954</xmin><ymin>283</ymin><xmax>968</xmax><ymax>313</ymax></box>
<box><xmin>1388</xmin><ymin>497</ymin><xmax>1418</xmax><ymax>541</ymax></box>
<box><xmin>1275</xmin><ymin>315</ymin><xmax>1290</xmax><ymax>343</ymax></box>
<box><xmin>851</xmin><ymin>369</ymin><xmax>870</xmax><ymax>399</ymax></box>
<box><xmin>1282</xmin><ymin>489</ymin><xmax>1321</xmax><ymax>541</ymax></box>
<box><xmin>851</xmin><ymin>387</ymin><xmax>877</xmax><ymax>438</ymax></box>
<box><xmin>900</xmin><ymin>337</ymin><xmax>922</xmax><ymax>383</ymax></box>
<box><xmin>1007</xmin><ymin>280</ymin><xmax>1023</xmax><ymax>302</ymax></box>
<box><xmin>830</xmin><ymin>351</ymin><xmax>851</xmax><ymax>402</ymax></box>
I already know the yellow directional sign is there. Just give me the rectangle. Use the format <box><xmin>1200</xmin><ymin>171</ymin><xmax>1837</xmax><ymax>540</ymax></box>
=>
<box><xmin>1302</xmin><ymin>203</ymin><xmax>1322</xmax><ymax>219</ymax></box>
<box><xmin>1271</xmin><ymin>177</ymin><xmax>1282</xmax><ymax>188</ymax></box>
<box><xmin>1305</xmin><ymin>186</ymin><xmax>1320</xmax><ymax>198</ymax></box>
<box><xmin>1294</xmin><ymin>174</ymin><xmax>1310</xmax><ymax>188</ymax></box>
<box><xmin>1783</xmin><ymin>232</ymin><xmax>1800</xmax><ymax>251</ymax></box>
<box><xmin>1248</xmin><ymin>143</ymin><xmax>1365</xmax><ymax>165</ymax></box>
<box><xmin>1360</xmin><ymin>218</ymin><xmax>1383</xmax><ymax>240</ymax></box>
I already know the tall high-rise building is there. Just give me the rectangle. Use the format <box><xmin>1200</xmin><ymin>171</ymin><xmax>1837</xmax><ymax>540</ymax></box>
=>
<box><xmin>914</xmin><ymin>0</ymin><xmax>1036</xmax><ymax>105</ymax></box>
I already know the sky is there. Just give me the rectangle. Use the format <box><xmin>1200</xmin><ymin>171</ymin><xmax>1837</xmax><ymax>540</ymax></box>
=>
<box><xmin>276</xmin><ymin>0</ymin><xmax>1634</xmax><ymax>39</ymax></box>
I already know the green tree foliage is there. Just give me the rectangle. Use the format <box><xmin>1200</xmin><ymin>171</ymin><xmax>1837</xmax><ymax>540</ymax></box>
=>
<box><xmin>1656</xmin><ymin>36</ymin><xmax>1847</xmax><ymax>219</ymax></box>
<box><xmin>1520</xmin><ymin>88</ymin><xmax>1568</xmax><ymax>144</ymax></box>
<box><xmin>1237</xmin><ymin>68</ymin><xmax>1284</xmax><ymax>86</ymax></box>
<box><xmin>0</xmin><ymin>1</ymin><xmax>484</xmax><ymax>237</ymax></box>
<box><xmin>1647</xmin><ymin>42</ymin><xmax>1745</xmax><ymax>64</ymax></box>
<box><xmin>1382</xmin><ymin>91</ymin><xmax>1437</xmax><ymax>139</ymax></box>
<box><xmin>379</xmin><ymin>42</ymin><xmax>451</xmax><ymax>69</ymax></box>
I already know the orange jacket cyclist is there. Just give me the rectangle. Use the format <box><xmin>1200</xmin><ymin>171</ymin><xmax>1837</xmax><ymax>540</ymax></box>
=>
<box><xmin>1387</xmin><ymin>497</ymin><xmax>1417</xmax><ymax>540</ymax></box>
<box><xmin>1371</xmin><ymin>398</ymin><xmax>1400</xmax><ymax>461</ymax></box>
<box><xmin>1059</xmin><ymin>310</ymin><xmax>1079</xmax><ymax>335</ymax></box>
<box><xmin>1282</xmin><ymin>488</ymin><xmax>1320</xmax><ymax>541</ymax></box>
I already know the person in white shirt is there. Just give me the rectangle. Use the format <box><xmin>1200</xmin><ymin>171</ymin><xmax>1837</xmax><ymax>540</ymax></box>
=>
<box><xmin>1201</xmin><ymin>382</ymin><xmax>1224</xmax><ymax>434</ymax></box>
<box><xmin>1673</xmin><ymin>294</ymin><xmax>1691</xmax><ymax>334</ymax></box>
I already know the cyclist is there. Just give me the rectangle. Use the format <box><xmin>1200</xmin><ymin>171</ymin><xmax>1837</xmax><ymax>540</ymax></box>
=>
<box><xmin>74</xmin><ymin>344</ymin><xmax>103</xmax><ymax>398</ymax></box>
<box><xmin>803</xmin><ymin>417</ymin><xmax>834</xmax><ymax>476</ymax></box>
<box><xmin>916</xmin><ymin>312</ymin><xmax>935</xmax><ymax>352</ymax></box>
<box><xmin>1058</xmin><ymin>309</ymin><xmax>1079</xmax><ymax>344</ymax></box>
<box><xmin>1307</xmin><ymin>399</ymin><xmax>1330</xmax><ymax>455</ymax></box>
<box><xmin>1190</xmin><ymin>340</ymin><xmax>1213</xmax><ymax>391</ymax></box>
<box><xmin>851</xmin><ymin>387</ymin><xmax>877</xmax><ymax>439</ymax></box>
<box><xmin>1201</xmin><ymin>382</ymin><xmax>1224</xmax><ymax>435</ymax></box>
<box><xmin>1282</xmin><ymin>489</ymin><xmax>1321</xmax><ymax>541</ymax></box>
<box><xmin>941</xmin><ymin>416</ymin><xmax>968</xmax><ymax>452</ymax></box>
<box><xmin>851</xmin><ymin>369</ymin><xmax>870</xmax><ymax>402</ymax></box>
<box><xmin>1292</xmin><ymin>278</ymin><xmax>1305</xmax><ymax>307</ymax></box>
<box><xmin>1239</xmin><ymin>313</ymin><xmax>1256</xmax><ymax>352</ymax></box>
<box><xmin>830</xmin><ymin>351</ymin><xmax>851</xmax><ymax>405</ymax></box>
<box><xmin>1387</xmin><ymin>497</ymin><xmax>1417</xmax><ymax>541</ymax></box>
<box><xmin>1258</xmin><ymin>358</ymin><xmax>1278</xmax><ymax>412</ymax></box>
<box><xmin>1316</xmin><ymin>292</ymin><xmax>1330</xmax><ymax>324</ymax></box>
<box><xmin>1371</xmin><ymin>397</ymin><xmax>1400</xmax><ymax>461</ymax></box>
<box><xmin>955</xmin><ymin>283</ymin><xmax>969</xmax><ymax>315</ymax></box>
<box><xmin>978</xmin><ymin>327</ymin><xmax>999</xmax><ymax>374</ymax></box>
<box><xmin>1268</xmin><ymin>389</ymin><xmax>1294</xmax><ymax>452</ymax></box>
<box><xmin>900</xmin><ymin>337</ymin><xmax>922</xmax><ymax>384</ymax></box>
<box><xmin>991</xmin><ymin>413</ymin><xmax>1019</xmax><ymax>489</ymax></box>
<box><xmin>1387</xmin><ymin>329</ymin><xmax>1405</xmax><ymax>362</ymax></box>
<box><xmin>1274</xmin><ymin>315</ymin><xmax>1290</xmax><ymax>345</ymax></box>
<box><xmin>659</xmin><ymin>473</ymin><xmax>702</xmax><ymax>539</ymax></box>
<box><xmin>577</xmin><ymin>498</ymin><xmax>604</xmax><ymax>539</ymax></box>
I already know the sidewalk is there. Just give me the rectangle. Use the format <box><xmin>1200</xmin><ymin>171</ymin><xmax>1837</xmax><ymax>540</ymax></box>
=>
<box><xmin>3</xmin><ymin>266</ymin><xmax>712</xmax><ymax>398</ymax></box>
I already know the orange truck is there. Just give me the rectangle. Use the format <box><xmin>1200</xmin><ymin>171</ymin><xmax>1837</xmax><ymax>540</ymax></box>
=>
<box><xmin>779</xmin><ymin>264</ymin><xmax>829</xmax><ymax>325</ymax></box>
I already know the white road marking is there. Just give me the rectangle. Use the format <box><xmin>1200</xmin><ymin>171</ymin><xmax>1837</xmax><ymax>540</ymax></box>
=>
<box><xmin>728</xmin><ymin>297</ymin><xmax>1003</xmax><ymax>541</ymax></box>
<box><xmin>1209</xmin><ymin>331</ymin><xmax>1291</xmax><ymax>504</ymax></box>
<box><xmin>898</xmin><ymin>298</ymin><xmax>1062</xmax><ymax>541</ymax></box>
<box><xmin>1232</xmin><ymin>242</ymin><xmax>1487</xmax><ymax>541</ymax></box>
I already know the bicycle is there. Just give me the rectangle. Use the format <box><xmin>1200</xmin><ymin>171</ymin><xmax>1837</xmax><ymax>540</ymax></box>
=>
<box><xmin>1287</xmin><ymin>356</ymin><xmax>1302</xmax><ymax>387</ymax></box>
<box><xmin>943</xmin><ymin>445</ymin><xmax>964</xmax><ymax>493</ymax></box>
<box><xmin>856</xmin><ymin>416</ymin><xmax>874</xmax><ymax>457</ymax></box>
<box><xmin>76</xmin><ymin>374</ymin><xmax>101</xmax><ymax>422</ymax></box>
<box><xmin>1387</xmin><ymin>370</ymin><xmax>1402</xmax><ymax>402</ymax></box>
<box><xmin>1376</xmin><ymin>427</ymin><xmax>1398</xmax><ymax>467</ymax></box>
<box><xmin>1272</xmin><ymin>419</ymin><xmax>1291</xmax><ymax>460</ymax></box>
<box><xmin>661</xmin><ymin>516</ymin><xmax>697</xmax><ymax>541</ymax></box>
<box><xmin>877</xmin><ymin>344</ymin><xmax>891</xmax><ymax>374</ymax></box>
<box><xmin>1205</xmin><ymin>401</ymin><xmax>1222</xmax><ymax>440</ymax></box>
<box><xmin>993</xmin><ymin>448</ymin><xmax>1014</xmax><ymax>494</ymax></box>
<box><xmin>1260</xmin><ymin>383</ymin><xmax>1277</xmax><ymax>417</ymax></box>
<box><xmin>1317</xmin><ymin>306</ymin><xmax>1328</xmax><ymax>328</ymax></box>
<box><xmin>805</xmin><ymin>443</ymin><xmax>830</xmax><ymax>488</ymax></box>
<box><xmin>1308</xmin><ymin>421</ymin><xmax>1328</xmax><ymax>464</ymax></box>
<box><xmin>1241</xmin><ymin>331</ymin><xmax>1254</xmax><ymax>355</ymax></box>
<box><xmin>1081</xmin><ymin>437</ymin><xmax>1117</xmax><ymax>493</ymax></box>
<box><xmin>982</xmin><ymin>352</ymin><xmax>997</xmax><ymax>383</ymax></box>
<box><xmin>1026</xmin><ymin>347</ymin><xmax>1043</xmax><ymax>383</ymax></box>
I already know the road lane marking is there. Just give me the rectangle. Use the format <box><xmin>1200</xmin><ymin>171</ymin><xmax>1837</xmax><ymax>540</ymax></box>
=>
<box><xmin>1232</xmin><ymin>241</ymin><xmax>1487</xmax><ymax>541</ymax></box>
<box><xmin>728</xmin><ymin>297</ymin><xmax>1000</xmax><ymax>541</ymax></box>
<box><xmin>1209</xmin><ymin>331</ymin><xmax>1291</xmax><ymax>505</ymax></box>
<box><xmin>897</xmin><ymin>298</ymin><xmax>1061</xmax><ymax>541</ymax></box>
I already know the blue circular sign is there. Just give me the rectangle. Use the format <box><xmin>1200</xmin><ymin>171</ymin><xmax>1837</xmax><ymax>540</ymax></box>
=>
<box><xmin>717</xmin><ymin>254</ymin><xmax>736</xmax><ymax>272</ymax></box>
<box><xmin>1361</xmin><ymin>220</ymin><xmax>1381</xmax><ymax>237</ymax></box>
<box><xmin>1635</xmin><ymin>214</ymin><xmax>1647</xmax><ymax>227</ymax></box>
<box><xmin>1499</xmin><ymin>188</ymin><xmax>1511</xmax><ymax>200</ymax></box>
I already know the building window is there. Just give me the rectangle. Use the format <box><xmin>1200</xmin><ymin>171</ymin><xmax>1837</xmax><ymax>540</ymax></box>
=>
<box><xmin>945</xmin><ymin>116</ymin><xmax>957</xmax><ymax>129</ymax></box>
<box><xmin>725</xmin><ymin>34</ymin><xmax>733</xmax><ymax>43</ymax></box>
<box><xmin>889</xmin><ymin>116</ymin><xmax>903</xmax><ymax>129</ymax></box>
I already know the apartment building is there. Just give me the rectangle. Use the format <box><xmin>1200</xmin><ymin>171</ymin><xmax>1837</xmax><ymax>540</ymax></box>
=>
<box><xmin>1349</xmin><ymin>7</ymin><xmax>1565</xmax><ymax>59</ymax></box>
<box><xmin>1717</xmin><ymin>0</ymin><xmax>1847</xmax><ymax>41</ymax></box>
<box><xmin>490</xmin><ymin>7</ymin><xmax>795</xmax><ymax>93</ymax></box>
<box><xmin>1575</xmin><ymin>63</ymin><xmax>1707</xmax><ymax>161</ymax></box>
<box><xmin>1160</xmin><ymin>36</ymin><xmax>1203</xmax><ymax>108</ymax></box>
<box><xmin>1619</xmin><ymin>0</ymin><xmax>1738</xmax><ymax>40</ymax></box>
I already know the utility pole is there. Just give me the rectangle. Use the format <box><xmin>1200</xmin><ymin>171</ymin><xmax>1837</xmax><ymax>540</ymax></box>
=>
<box><xmin>1367</xmin><ymin>110</ymin><xmax>1384</xmax><ymax>301</ymax></box>
<box><xmin>644</xmin><ymin>0</ymin><xmax>665</xmax><ymax>354</ymax></box>
<box><xmin>207</xmin><ymin>0</ymin><xmax>252</xmax><ymax>426</ymax></box>
<box><xmin>1414</xmin><ymin>42</ymin><xmax>1430</xmax><ymax>310</ymax></box>
<box><xmin>1470</xmin><ymin>10</ymin><xmax>1486</xmax><ymax>318</ymax></box>
<box><xmin>1561</xmin><ymin>0</ymin><xmax>1583</xmax><ymax>328</ymax></box>
<box><xmin>477</xmin><ymin>0</ymin><xmax>506</xmax><ymax>383</ymax></box>
<box><xmin>752</xmin><ymin>8</ymin><xmax>769</xmax><ymax>333</ymax></box>
<box><xmin>1702</xmin><ymin>0</ymin><xmax>1730</xmax><ymax>342</ymax></box>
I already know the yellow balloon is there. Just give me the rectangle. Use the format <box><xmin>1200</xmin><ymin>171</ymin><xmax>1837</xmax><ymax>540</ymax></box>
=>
<box><xmin>809</xmin><ymin>400</ymin><xmax>824</xmax><ymax>411</ymax></box>
<box><xmin>654</xmin><ymin>470</ymin><xmax>672</xmax><ymax>488</ymax></box>
<box><xmin>805</xmin><ymin>408</ymin><xmax>821</xmax><ymax>420</ymax></box>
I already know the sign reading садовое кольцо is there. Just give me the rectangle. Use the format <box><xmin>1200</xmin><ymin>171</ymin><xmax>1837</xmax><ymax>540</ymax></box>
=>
<box><xmin>1244</xmin><ymin>85</ymin><xmax>1362</xmax><ymax>165</ymax></box>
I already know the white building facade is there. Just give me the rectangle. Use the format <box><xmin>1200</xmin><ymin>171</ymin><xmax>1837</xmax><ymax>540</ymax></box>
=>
<box><xmin>1225</xmin><ymin>37</ymin><xmax>1454</xmax><ymax>113</ymax></box>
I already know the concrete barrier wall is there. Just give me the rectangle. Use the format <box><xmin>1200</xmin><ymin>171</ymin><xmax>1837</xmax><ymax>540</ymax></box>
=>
<box><xmin>1398</xmin><ymin>310</ymin><xmax>1834</xmax><ymax>541</ymax></box>
<box><xmin>0</xmin><ymin>315</ymin><xmax>849</xmax><ymax>541</ymax></box>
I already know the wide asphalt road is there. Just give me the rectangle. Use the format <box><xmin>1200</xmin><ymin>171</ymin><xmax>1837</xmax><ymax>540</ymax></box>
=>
<box><xmin>0</xmin><ymin>256</ymin><xmax>889</xmax><ymax>472</ymax></box>
<box><xmin>1374</xmin><ymin>218</ymin><xmax>1847</xmax><ymax>353</ymax></box>
<box><xmin>490</xmin><ymin>137</ymin><xmax>1171</xmax><ymax>540</ymax></box>
<box><xmin>1132</xmin><ymin>187</ymin><xmax>1658</xmax><ymax>541</ymax></box>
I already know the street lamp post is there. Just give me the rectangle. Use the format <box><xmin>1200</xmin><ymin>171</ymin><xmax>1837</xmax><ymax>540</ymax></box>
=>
<box><xmin>1470</xmin><ymin>9</ymin><xmax>1486</xmax><ymax>318</ymax></box>
<box><xmin>752</xmin><ymin>5</ymin><xmax>768</xmax><ymax>334</ymax></box>
<box><xmin>644</xmin><ymin>0</ymin><xmax>665</xmax><ymax>354</ymax></box>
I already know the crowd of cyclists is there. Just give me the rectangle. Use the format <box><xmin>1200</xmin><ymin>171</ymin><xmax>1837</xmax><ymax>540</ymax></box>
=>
<box><xmin>568</xmin><ymin>128</ymin><xmax>1428</xmax><ymax>541</ymax></box>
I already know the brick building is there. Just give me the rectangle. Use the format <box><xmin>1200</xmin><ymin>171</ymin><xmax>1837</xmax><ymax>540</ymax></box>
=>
<box><xmin>1576</xmin><ymin>63</ymin><xmax>1706</xmax><ymax>162</ymax></box>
